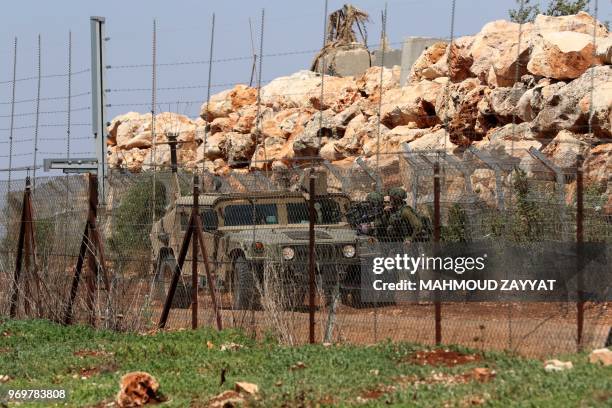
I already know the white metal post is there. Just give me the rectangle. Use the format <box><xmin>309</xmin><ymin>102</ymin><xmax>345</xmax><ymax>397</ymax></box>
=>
<box><xmin>90</xmin><ymin>16</ymin><xmax>108</xmax><ymax>203</ymax></box>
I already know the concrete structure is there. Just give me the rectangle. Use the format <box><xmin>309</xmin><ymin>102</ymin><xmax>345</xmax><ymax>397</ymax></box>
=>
<box><xmin>399</xmin><ymin>37</ymin><xmax>447</xmax><ymax>85</ymax></box>
<box><xmin>371</xmin><ymin>47</ymin><xmax>402</xmax><ymax>68</ymax></box>
<box><xmin>315</xmin><ymin>43</ymin><xmax>372</xmax><ymax>77</ymax></box>
<box><xmin>313</xmin><ymin>37</ymin><xmax>447</xmax><ymax>82</ymax></box>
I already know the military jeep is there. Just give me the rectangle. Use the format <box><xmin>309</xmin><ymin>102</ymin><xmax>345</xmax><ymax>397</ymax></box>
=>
<box><xmin>150</xmin><ymin>185</ymin><xmax>367</xmax><ymax>310</ymax></box>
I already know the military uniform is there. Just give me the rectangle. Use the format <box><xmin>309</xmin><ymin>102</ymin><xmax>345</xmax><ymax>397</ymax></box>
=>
<box><xmin>365</xmin><ymin>192</ymin><xmax>388</xmax><ymax>239</ymax></box>
<box><xmin>386</xmin><ymin>187</ymin><xmax>423</xmax><ymax>242</ymax></box>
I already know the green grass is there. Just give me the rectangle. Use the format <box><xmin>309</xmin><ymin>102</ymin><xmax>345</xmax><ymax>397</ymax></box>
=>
<box><xmin>0</xmin><ymin>319</ymin><xmax>610</xmax><ymax>407</ymax></box>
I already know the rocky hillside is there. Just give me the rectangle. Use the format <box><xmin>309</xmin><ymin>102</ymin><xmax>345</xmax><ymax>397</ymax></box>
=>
<box><xmin>107</xmin><ymin>12</ymin><xmax>611</xmax><ymax>207</ymax></box>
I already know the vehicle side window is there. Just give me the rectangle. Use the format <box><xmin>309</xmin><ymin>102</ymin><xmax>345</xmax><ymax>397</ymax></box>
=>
<box><xmin>202</xmin><ymin>209</ymin><xmax>218</xmax><ymax>230</ymax></box>
<box><xmin>224</xmin><ymin>204</ymin><xmax>278</xmax><ymax>226</ymax></box>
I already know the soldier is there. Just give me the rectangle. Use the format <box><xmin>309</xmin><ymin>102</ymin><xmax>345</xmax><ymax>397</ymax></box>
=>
<box><xmin>386</xmin><ymin>187</ymin><xmax>424</xmax><ymax>242</ymax></box>
<box><xmin>364</xmin><ymin>191</ymin><xmax>388</xmax><ymax>239</ymax></box>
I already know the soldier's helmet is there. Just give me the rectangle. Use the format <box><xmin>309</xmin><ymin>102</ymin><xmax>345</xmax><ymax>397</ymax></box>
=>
<box><xmin>366</xmin><ymin>191</ymin><xmax>384</xmax><ymax>206</ymax></box>
<box><xmin>388</xmin><ymin>187</ymin><xmax>407</xmax><ymax>201</ymax></box>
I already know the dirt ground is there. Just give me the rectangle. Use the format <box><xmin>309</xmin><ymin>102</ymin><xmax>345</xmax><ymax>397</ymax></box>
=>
<box><xmin>159</xmin><ymin>293</ymin><xmax>611</xmax><ymax>357</ymax></box>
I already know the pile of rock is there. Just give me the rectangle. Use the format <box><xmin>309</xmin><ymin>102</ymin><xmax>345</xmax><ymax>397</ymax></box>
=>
<box><xmin>107</xmin><ymin>12</ymin><xmax>611</xmax><ymax>210</ymax></box>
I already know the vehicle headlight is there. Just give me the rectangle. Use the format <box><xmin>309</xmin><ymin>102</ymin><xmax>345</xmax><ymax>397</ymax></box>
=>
<box><xmin>282</xmin><ymin>247</ymin><xmax>295</xmax><ymax>261</ymax></box>
<box><xmin>342</xmin><ymin>244</ymin><xmax>356</xmax><ymax>258</ymax></box>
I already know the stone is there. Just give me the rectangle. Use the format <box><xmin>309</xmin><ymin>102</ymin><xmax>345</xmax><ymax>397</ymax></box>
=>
<box><xmin>595</xmin><ymin>37</ymin><xmax>612</xmax><ymax>64</ymax></box>
<box><xmin>408</xmin><ymin>42</ymin><xmax>448</xmax><ymax>83</ymax></box>
<box><xmin>477</xmin><ymin>122</ymin><xmax>542</xmax><ymax>158</ymax></box>
<box><xmin>542</xmin><ymin>130</ymin><xmax>589</xmax><ymax>168</ymax></box>
<box><xmin>116</xmin><ymin>372</ymin><xmax>163</xmax><ymax>408</ymax></box>
<box><xmin>544</xmin><ymin>359</ymin><xmax>573</xmax><ymax>372</ymax></box>
<box><xmin>200</xmin><ymin>84</ymin><xmax>257</xmax><ymax>121</ymax></box>
<box><xmin>356</xmin><ymin>66</ymin><xmax>400</xmax><ymax>97</ymax></box>
<box><xmin>533</xmin><ymin>11</ymin><xmax>609</xmax><ymax>37</ymax></box>
<box><xmin>198</xmin><ymin>132</ymin><xmax>227</xmax><ymax>161</ymax></box>
<box><xmin>380</xmin><ymin>79</ymin><xmax>443</xmax><ymax>128</ymax></box>
<box><xmin>235</xmin><ymin>381</ymin><xmax>259</xmax><ymax>396</ymax></box>
<box><xmin>407</xmin><ymin>128</ymin><xmax>455</xmax><ymax>151</ymax></box>
<box><xmin>527</xmin><ymin>32</ymin><xmax>596</xmax><ymax>80</ymax></box>
<box><xmin>250</xmin><ymin>136</ymin><xmax>292</xmax><ymax>169</ymax></box>
<box><xmin>469</xmin><ymin>20</ymin><xmax>532</xmax><ymax>84</ymax></box>
<box><xmin>583</xmin><ymin>143</ymin><xmax>612</xmax><ymax>186</ymax></box>
<box><xmin>225</xmin><ymin>132</ymin><xmax>256</xmax><ymax>167</ymax></box>
<box><xmin>589</xmin><ymin>348</ymin><xmax>612</xmax><ymax>366</ymax></box>
<box><xmin>308</xmin><ymin>76</ymin><xmax>360</xmax><ymax>112</ymax></box>
<box><xmin>261</xmin><ymin>70</ymin><xmax>321</xmax><ymax>108</ymax></box>
<box><xmin>447</xmin><ymin>84</ymin><xmax>489</xmax><ymax>146</ymax></box>
<box><xmin>533</xmin><ymin>66</ymin><xmax>611</xmax><ymax>137</ymax></box>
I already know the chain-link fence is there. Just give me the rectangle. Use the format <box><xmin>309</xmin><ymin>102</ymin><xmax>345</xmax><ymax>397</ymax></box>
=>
<box><xmin>1</xmin><ymin>149</ymin><xmax>610</xmax><ymax>357</ymax></box>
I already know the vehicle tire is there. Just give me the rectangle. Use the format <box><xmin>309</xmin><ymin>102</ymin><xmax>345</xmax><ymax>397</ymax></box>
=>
<box><xmin>232</xmin><ymin>254</ymin><xmax>259</xmax><ymax>310</ymax></box>
<box><xmin>155</xmin><ymin>254</ymin><xmax>191</xmax><ymax>309</ymax></box>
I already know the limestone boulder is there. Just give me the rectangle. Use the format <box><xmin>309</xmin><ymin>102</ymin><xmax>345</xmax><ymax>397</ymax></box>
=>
<box><xmin>583</xmin><ymin>143</ymin><xmax>612</xmax><ymax>185</ymax></box>
<box><xmin>261</xmin><ymin>70</ymin><xmax>321</xmax><ymax>108</ymax></box>
<box><xmin>532</xmin><ymin>66</ymin><xmax>611</xmax><ymax>137</ymax></box>
<box><xmin>407</xmin><ymin>128</ymin><xmax>456</xmax><ymax>151</ymax></box>
<box><xmin>408</xmin><ymin>42</ymin><xmax>448</xmax><ymax>83</ymax></box>
<box><xmin>527</xmin><ymin>32</ymin><xmax>596</xmax><ymax>80</ymax></box>
<box><xmin>200</xmin><ymin>85</ymin><xmax>257</xmax><ymax>121</ymax></box>
<box><xmin>250</xmin><ymin>136</ymin><xmax>293</xmax><ymax>169</ymax></box>
<box><xmin>476</xmin><ymin>122</ymin><xmax>542</xmax><ymax>159</ymax></box>
<box><xmin>356</xmin><ymin>66</ymin><xmax>401</xmax><ymax>97</ymax></box>
<box><xmin>380</xmin><ymin>79</ymin><xmax>443</xmax><ymax>128</ymax></box>
<box><xmin>542</xmin><ymin>130</ymin><xmax>589</xmax><ymax>168</ymax></box>
<box><xmin>469</xmin><ymin>19</ymin><xmax>532</xmax><ymax>85</ymax></box>
<box><xmin>533</xmin><ymin>11</ymin><xmax>609</xmax><ymax>37</ymax></box>
<box><xmin>198</xmin><ymin>132</ymin><xmax>228</xmax><ymax>161</ymax></box>
<box><xmin>595</xmin><ymin>37</ymin><xmax>612</xmax><ymax>64</ymax></box>
<box><xmin>225</xmin><ymin>132</ymin><xmax>256</xmax><ymax>167</ymax></box>
<box><xmin>308</xmin><ymin>76</ymin><xmax>360</xmax><ymax>112</ymax></box>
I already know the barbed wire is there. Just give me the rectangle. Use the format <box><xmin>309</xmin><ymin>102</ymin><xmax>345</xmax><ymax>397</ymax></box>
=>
<box><xmin>0</xmin><ymin>68</ymin><xmax>90</xmax><ymax>86</ymax></box>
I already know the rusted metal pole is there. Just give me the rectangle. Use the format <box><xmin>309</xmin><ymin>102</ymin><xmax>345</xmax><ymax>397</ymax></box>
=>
<box><xmin>192</xmin><ymin>175</ymin><xmax>199</xmax><ymax>330</ymax></box>
<box><xmin>63</xmin><ymin>223</ymin><xmax>89</xmax><ymax>325</ymax></box>
<box><xmin>194</xmin><ymin>215</ymin><xmax>223</xmax><ymax>331</ymax></box>
<box><xmin>576</xmin><ymin>154</ymin><xmax>584</xmax><ymax>351</ymax></box>
<box><xmin>9</xmin><ymin>177</ymin><xmax>31</xmax><ymax>317</ymax></box>
<box><xmin>159</xmin><ymin>213</ymin><xmax>194</xmax><ymax>328</ymax></box>
<box><xmin>308</xmin><ymin>171</ymin><xmax>316</xmax><ymax>344</ymax></box>
<box><xmin>433</xmin><ymin>162</ymin><xmax>442</xmax><ymax>345</ymax></box>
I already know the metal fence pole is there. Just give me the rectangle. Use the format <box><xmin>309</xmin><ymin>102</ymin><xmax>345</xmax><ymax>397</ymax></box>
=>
<box><xmin>7</xmin><ymin>37</ymin><xmax>18</xmax><ymax>195</ymax></box>
<box><xmin>192</xmin><ymin>175</ymin><xmax>199</xmax><ymax>329</ymax></box>
<box><xmin>575</xmin><ymin>154</ymin><xmax>584</xmax><ymax>351</ymax></box>
<box><xmin>32</xmin><ymin>35</ymin><xmax>42</xmax><ymax>189</ymax></box>
<box><xmin>433</xmin><ymin>162</ymin><xmax>442</xmax><ymax>345</ymax></box>
<box><xmin>308</xmin><ymin>171</ymin><xmax>316</xmax><ymax>344</ymax></box>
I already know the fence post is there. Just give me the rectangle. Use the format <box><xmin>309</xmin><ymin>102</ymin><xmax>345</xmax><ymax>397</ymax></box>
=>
<box><xmin>575</xmin><ymin>154</ymin><xmax>584</xmax><ymax>352</ymax></box>
<box><xmin>192</xmin><ymin>175</ymin><xmax>199</xmax><ymax>330</ymax></box>
<box><xmin>9</xmin><ymin>177</ymin><xmax>32</xmax><ymax>318</ymax></box>
<box><xmin>308</xmin><ymin>170</ymin><xmax>316</xmax><ymax>344</ymax></box>
<box><xmin>433</xmin><ymin>162</ymin><xmax>442</xmax><ymax>345</ymax></box>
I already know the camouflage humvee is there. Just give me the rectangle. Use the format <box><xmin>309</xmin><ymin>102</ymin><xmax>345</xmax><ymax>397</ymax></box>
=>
<box><xmin>150</xmin><ymin>182</ymin><xmax>368</xmax><ymax>310</ymax></box>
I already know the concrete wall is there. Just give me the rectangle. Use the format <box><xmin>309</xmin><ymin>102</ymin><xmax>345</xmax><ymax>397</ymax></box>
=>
<box><xmin>371</xmin><ymin>48</ymin><xmax>402</xmax><ymax>68</ymax></box>
<box><xmin>399</xmin><ymin>37</ymin><xmax>447</xmax><ymax>85</ymax></box>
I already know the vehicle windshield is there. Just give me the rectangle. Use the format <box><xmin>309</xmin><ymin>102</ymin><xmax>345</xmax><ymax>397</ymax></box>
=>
<box><xmin>180</xmin><ymin>208</ymin><xmax>218</xmax><ymax>231</ymax></box>
<box><xmin>286</xmin><ymin>199</ymin><xmax>343</xmax><ymax>224</ymax></box>
<box><xmin>224</xmin><ymin>204</ymin><xmax>279</xmax><ymax>226</ymax></box>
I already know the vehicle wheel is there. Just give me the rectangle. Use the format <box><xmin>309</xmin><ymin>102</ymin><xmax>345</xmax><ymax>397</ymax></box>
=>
<box><xmin>232</xmin><ymin>255</ymin><xmax>259</xmax><ymax>310</ymax></box>
<box><xmin>155</xmin><ymin>254</ymin><xmax>190</xmax><ymax>309</ymax></box>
